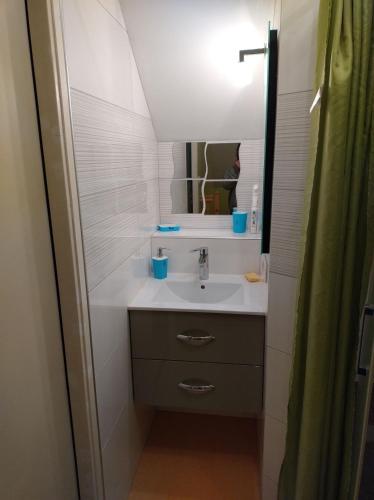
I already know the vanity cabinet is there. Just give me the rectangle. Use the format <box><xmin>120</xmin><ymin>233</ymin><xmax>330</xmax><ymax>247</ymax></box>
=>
<box><xmin>129</xmin><ymin>311</ymin><xmax>265</xmax><ymax>415</ymax></box>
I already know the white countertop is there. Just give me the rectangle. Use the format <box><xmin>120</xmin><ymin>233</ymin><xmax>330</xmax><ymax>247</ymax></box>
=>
<box><xmin>128</xmin><ymin>273</ymin><xmax>268</xmax><ymax>315</ymax></box>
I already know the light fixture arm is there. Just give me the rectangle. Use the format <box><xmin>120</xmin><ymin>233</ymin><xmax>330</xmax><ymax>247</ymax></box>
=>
<box><xmin>239</xmin><ymin>47</ymin><xmax>266</xmax><ymax>62</ymax></box>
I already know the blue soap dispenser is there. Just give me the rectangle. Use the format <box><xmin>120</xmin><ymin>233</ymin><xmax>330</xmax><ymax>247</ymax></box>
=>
<box><xmin>152</xmin><ymin>247</ymin><xmax>169</xmax><ymax>279</ymax></box>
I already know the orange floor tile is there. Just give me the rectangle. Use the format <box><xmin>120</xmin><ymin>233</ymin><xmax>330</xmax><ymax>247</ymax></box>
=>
<box><xmin>129</xmin><ymin>411</ymin><xmax>261</xmax><ymax>500</ymax></box>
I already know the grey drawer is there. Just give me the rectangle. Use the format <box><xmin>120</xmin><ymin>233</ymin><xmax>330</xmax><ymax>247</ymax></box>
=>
<box><xmin>133</xmin><ymin>359</ymin><xmax>263</xmax><ymax>415</ymax></box>
<box><xmin>130</xmin><ymin>311</ymin><xmax>264</xmax><ymax>365</ymax></box>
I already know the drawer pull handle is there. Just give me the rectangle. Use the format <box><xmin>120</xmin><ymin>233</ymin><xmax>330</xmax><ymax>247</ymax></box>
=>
<box><xmin>178</xmin><ymin>382</ymin><xmax>215</xmax><ymax>394</ymax></box>
<box><xmin>176</xmin><ymin>333</ymin><xmax>215</xmax><ymax>346</ymax></box>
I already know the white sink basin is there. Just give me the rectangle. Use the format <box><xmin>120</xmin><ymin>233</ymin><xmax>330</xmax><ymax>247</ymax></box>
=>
<box><xmin>153</xmin><ymin>280</ymin><xmax>244</xmax><ymax>305</ymax></box>
<box><xmin>129</xmin><ymin>274</ymin><xmax>268</xmax><ymax>315</ymax></box>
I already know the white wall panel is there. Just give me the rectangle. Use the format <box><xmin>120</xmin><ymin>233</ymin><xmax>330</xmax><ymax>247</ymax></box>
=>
<box><xmin>97</xmin><ymin>0</ymin><xmax>127</xmax><ymax>28</ymax></box>
<box><xmin>63</xmin><ymin>0</ymin><xmax>133</xmax><ymax>109</ymax></box>
<box><xmin>277</xmin><ymin>0</ymin><xmax>319</xmax><ymax>95</ymax></box>
<box><xmin>262</xmin><ymin>416</ymin><xmax>287</xmax><ymax>481</ymax></box>
<box><xmin>120</xmin><ymin>0</ymin><xmax>276</xmax><ymax>141</ymax></box>
<box><xmin>267</xmin><ymin>272</ymin><xmax>297</xmax><ymax>354</ymax></box>
<box><xmin>62</xmin><ymin>1</ymin><xmax>158</xmax><ymax>498</ymax></box>
<box><xmin>152</xmin><ymin>235</ymin><xmax>261</xmax><ymax>274</ymax></box>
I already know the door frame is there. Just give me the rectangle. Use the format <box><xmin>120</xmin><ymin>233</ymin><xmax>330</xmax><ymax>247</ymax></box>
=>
<box><xmin>25</xmin><ymin>1</ymin><xmax>104</xmax><ymax>498</ymax></box>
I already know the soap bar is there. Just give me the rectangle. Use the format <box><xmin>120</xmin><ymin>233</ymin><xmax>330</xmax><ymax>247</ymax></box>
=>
<box><xmin>245</xmin><ymin>272</ymin><xmax>262</xmax><ymax>283</ymax></box>
<box><xmin>157</xmin><ymin>224</ymin><xmax>181</xmax><ymax>232</ymax></box>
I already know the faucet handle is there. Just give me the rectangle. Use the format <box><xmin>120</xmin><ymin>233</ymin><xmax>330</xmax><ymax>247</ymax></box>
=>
<box><xmin>191</xmin><ymin>247</ymin><xmax>208</xmax><ymax>255</ymax></box>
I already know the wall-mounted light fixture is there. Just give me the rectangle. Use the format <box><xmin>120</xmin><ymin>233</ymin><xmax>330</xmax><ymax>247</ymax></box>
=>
<box><xmin>239</xmin><ymin>47</ymin><xmax>266</xmax><ymax>62</ymax></box>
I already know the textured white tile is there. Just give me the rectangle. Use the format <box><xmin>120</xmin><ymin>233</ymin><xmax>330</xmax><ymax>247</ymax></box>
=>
<box><xmin>264</xmin><ymin>347</ymin><xmax>292</xmax><ymax>423</ymax></box>
<box><xmin>267</xmin><ymin>272</ymin><xmax>297</xmax><ymax>354</ymax></box>
<box><xmin>278</xmin><ymin>0</ymin><xmax>318</xmax><ymax>94</ymax></box>
<box><xmin>70</xmin><ymin>89</ymin><xmax>159</xmax><ymax>290</ymax></box>
<box><xmin>270</xmin><ymin>91</ymin><xmax>312</xmax><ymax>277</ymax></box>
<box><xmin>63</xmin><ymin>0</ymin><xmax>133</xmax><ymax>109</ymax></box>
<box><xmin>152</xmin><ymin>236</ymin><xmax>261</xmax><ymax>275</ymax></box>
<box><xmin>270</xmin><ymin>188</ymin><xmax>305</xmax><ymax>277</ymax></box>
<box><xmin>263</xmin><ymin>416</ymin><xmax>286</xmax><ymax>482</ymax></box>
<box><xmin>262</xmin><ymin>475</ymin><xmax>278</xmax><ymax>500</ymax></box>
<box><xmin>82</xmin><ymin>194</ymin><xmax>157</xmax><ymax>290</ymax></box>
<box><xmin>273</xmin><ymin>92</ymin><xmax>312</xmax><ymax>191</ymax></box>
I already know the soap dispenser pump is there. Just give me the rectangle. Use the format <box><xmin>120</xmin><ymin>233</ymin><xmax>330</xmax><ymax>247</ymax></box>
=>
<box><xmin>152</xmin><ymin>247</ymin><xmax>170</xmax><ymax>279</ymax></box>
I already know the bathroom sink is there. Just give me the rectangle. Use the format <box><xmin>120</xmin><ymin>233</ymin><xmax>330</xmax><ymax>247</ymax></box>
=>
<box><xmin>153</xmin><ymin>280</ymin><xmax>244</xmax><ymax>305</ymax></box>
<box><xmin>128</xmin><ymin>273</ymin><xmax>268</xmax><ymax>315</ymax></box>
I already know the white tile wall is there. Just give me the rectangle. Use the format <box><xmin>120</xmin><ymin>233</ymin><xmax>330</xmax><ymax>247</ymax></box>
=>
<box><xmin>62</xmin><ymin>1</ymin><xmax>158</xmax><ymax>498</ymax></box>
<box><xmin>152</xmin><ymin>235</ymin><xmax>261</xmax><ymax>275</ymax></box>
<box><xmin>262</xmin><ymin>475</ymin><xmax>279</xmax><ymax>500</ymax></box>
<box><xmin>70</xmin><ymin>88</ymin><xmax>159</xmax><ymax>291</ymax></box>
<box><xmin>270</xmin><ymin>91</ymin><xmax>313</xmax><ymax>278</ymax></box>
<box><xmin>264</xmin><ymin>347</ymin><xmax>292</xmax><ymax>423</ymax></box>
<box><xmin>262</xmin><ymin>416</ymin><xmax>287</xmax><ymax>481</ymax></box>
<box><xmin>263</xmin><ymin>0</ymin><xmax>318</xmax><ymax>493</ymax></box>
<box><xmin>88</xmin><ymin>241</ymin><xmax>153</xmax><ymax>452</ymax></box>
<box><xmin>102</xmin><ymin>401</ymin><xmax>152</xmax><ymax>500</ymax></box>
<box><xmin>277</xmin><ymin>0</ymin><xmax>319</xmax><ymax>95</ymax></box>
<box><xmin>267</xmin><ymin>272</ymin><xmax>297</xmax><ymax>354</ymax></box>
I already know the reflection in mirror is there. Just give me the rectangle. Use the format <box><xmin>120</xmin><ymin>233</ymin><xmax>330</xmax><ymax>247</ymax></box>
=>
<box><xmin>171</xmin><ymin>142</ymin><xmax>242</xmax><ymax>214</ymax></box>
<box><xmin>172</xmin><ymin>142</ymin><xmax>240</xmax><ymax>181</ymax></box>
<box><xmin>160</xmin><ymin>140</ymin><xmax>264</xmax><ymax>217</ymax></box>
<box><xmin>170</xmin><ymin>180</ymin><xmax>203</xmax><ymax>214</ymax></box>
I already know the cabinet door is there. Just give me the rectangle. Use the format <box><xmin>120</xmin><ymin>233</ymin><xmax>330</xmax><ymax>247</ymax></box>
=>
<box><xmin>133</xmin><ymin>359</ymin><xmax>263</xmax><ymax>415</ymax></box>
<box><xmin>130</xmin><ymin>311</ymin><xmax>264</xmax><ymax>365</ymax></box>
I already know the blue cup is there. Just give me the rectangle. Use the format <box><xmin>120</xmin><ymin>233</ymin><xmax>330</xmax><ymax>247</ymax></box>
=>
<box><xmin>232</xmin><ymin>211</ymin><xmax>248</xmax><ymax>233</ymax></box>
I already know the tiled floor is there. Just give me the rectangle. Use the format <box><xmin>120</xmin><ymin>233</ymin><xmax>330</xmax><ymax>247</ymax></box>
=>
<box><xmin>129</xmin><ymin>411</ymin><xmax>260</xmax><ymax>500</ymax></box>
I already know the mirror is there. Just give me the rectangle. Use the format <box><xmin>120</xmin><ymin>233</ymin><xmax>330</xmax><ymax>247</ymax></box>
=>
<box><xmin>173</xmin><ymin>142</ymin><xmax>240</xmax><ymax>215</ymax></box>
<box><xmin>159</xmin><ymin>141</ymin><xmax>264</xmax><ymax>216</ymax></box>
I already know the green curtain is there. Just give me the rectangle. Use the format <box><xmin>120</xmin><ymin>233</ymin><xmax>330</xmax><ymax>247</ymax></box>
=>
<box><xmin>278</xmin><ymin>0</ymin><xmax>374</xmax><ymax>498</ymax></box>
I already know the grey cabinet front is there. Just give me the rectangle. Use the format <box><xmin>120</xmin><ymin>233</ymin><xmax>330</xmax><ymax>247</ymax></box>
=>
<box><xmin>133</xmin><ymin>359</ymin><xmax>263</xmax><ymax>415</ymax></box>
<box><xmin>130</xmin><ymin>311</ymin><xmax>264</xmax><ymax>365</ymax></box>
<box><xmin>129</xmin><ymin>310</ymin><xmax>265</xmax><ymax>415</ymax></box>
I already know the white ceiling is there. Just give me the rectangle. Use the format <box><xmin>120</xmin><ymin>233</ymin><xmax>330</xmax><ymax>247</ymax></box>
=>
<box><xmin>120</xmin><ymin>0</ymin><xmax>279</xmax><ymax>141</ymax></box>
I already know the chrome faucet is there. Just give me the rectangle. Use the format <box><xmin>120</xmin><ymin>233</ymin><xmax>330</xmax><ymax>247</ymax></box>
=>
<box><xmin>191</xmin><ymin>247</ymin><xmax>209</xmax><ymax>280</ymax></box>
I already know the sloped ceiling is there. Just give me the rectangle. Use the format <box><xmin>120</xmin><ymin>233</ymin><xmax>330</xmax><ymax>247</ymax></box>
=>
<box><xmin>120</xmin><ymin>0</ymin><xmax>279</xmax><ymax>141</ymax></box>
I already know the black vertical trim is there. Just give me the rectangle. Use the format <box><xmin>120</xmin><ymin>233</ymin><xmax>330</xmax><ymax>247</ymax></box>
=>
<box><xmin>186</xmin><ymin>143</ymin><xmax>193</xmax><ymax>213</ymax></box>
<box><xmin>24</xmin><ymin>2</ymin><xmax>81</xmax><ymax>497</ymax></box>
<box><xmin>261</xmin><ymin>29</ymin><xmax>278</xmax><ymax>254</ymax></box>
